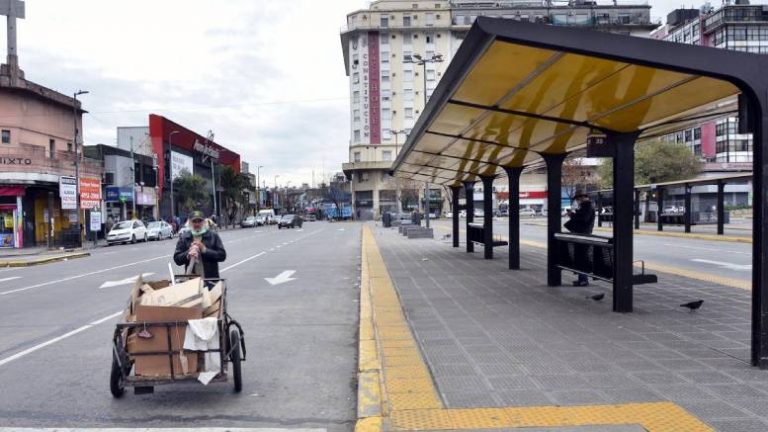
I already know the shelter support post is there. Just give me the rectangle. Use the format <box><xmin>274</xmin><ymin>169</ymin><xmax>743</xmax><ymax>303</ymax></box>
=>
<box><xmin>481</xmin><ymin>176</ymin><xmax>494</xmax><ymax>259</ymax></box>
<box><xmin>684</xmin><ymin>184</ymin><xmax>692</xmax><ymax>233</ymax></box>
<box><xmin>717</xmin><ymin>181</ymin><xmax>725</xmax><ymax>236</ymax></box>
<box><xmin>657</xmin><ymin>187</ymin><xmax>664</xmax><ymax>232</ymax></box>
<box><xmin>464</xmin><ymin>181</ymin><xmax>475</xmax><ymax>253</ymax></box>
<box><xmin>645</xmin><ymin>190</ymin><xmax>651</xmax><ymax>223</ymax></box>
<box><xmin>451</xmin><ymin>185</ymin><xmax>461</xmax><ymax>247</ymax></box>
<box><xmin>752</xmin><ymin>95</ymin><xmax>768</xmax><ymax>368</ymax></box>
<box><xmin>634</xmin><ymin>189</ymin><xmax>641</xmax><ymax>230</ymax></box>
<box><xmin>612</xmin><ymin>131</ymin><xmax>640</xmax><ymax>313</ymax></box>
<box><xmin>597</xmin><ymin>192</ymin><xmax>603</xmax><ymax>228</ymax></box>
<box><xmin>543</xmin><ymin>154</ymin><xmax>566</xmax><ymax>286</ymax></box>
<box><xmin>504</xmin><ymin>167</ymin><xmax>523</xmax><ymax>270</ymax></box>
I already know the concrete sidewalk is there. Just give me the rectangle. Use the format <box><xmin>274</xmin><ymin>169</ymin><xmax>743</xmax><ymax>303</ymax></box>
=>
<box><xmin>357</xmin><ymin>224</ymin><xmax>768</xmax><ymax>432</ymax></box>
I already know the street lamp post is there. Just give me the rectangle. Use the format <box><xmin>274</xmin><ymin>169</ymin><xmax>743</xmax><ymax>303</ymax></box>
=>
<box><xmin>274</xmin><ymin>175</ymin><xmax>279</xmax><ymax>209</ymax></box>
<box><xmin>406</xmin><ymin>53</ymin><xmax>443</xmax><ymax>229</ymax></box>
<box><xmin>73</xmin><ymin>90</ymin><xmax>89</xmax><ymax>246</ymax></box>
<box><xmin>257</xmin><ymin>165</ymin><xmax>263</xmax><ymax>211</ymax></box>
<box><xmin>130</xmin><ymin>136</ymin><xmax>137</xmax><ymax>219</ymax></box>
<box><xmin>392</xmin><ymin>129</ymin><xmax>407</xmax><ymax>216</ymax></box>
<box><xmin>168</xmin><ymin>130</ymin><xmax>180</xmax><ymax>220</ymax></box>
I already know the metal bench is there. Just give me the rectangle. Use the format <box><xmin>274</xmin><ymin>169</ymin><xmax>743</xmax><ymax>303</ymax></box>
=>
<box><xmin>554</xmin><ymin>232</ymin><xmax>657</xmax><ymax>285</ymax></box>
<box><xmin>467</xmin><ymin>223</ymin><xmax>508</xmax><ymax>247</ymax></box>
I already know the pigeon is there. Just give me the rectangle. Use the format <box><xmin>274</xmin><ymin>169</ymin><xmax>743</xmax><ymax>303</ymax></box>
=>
<box><xmin>680</xmin><ymin>300</ymin><xmax>704</xmax><ymax>311</ymax></box>
<box><xmin>590</xmin><ymin>293</ymin><xmax>605</xmax><ymax>301</ymax></box>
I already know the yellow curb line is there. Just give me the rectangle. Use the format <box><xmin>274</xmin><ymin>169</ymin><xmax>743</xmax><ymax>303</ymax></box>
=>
<box><xmin>368</xmin><ymin>224</ymin><xmax>713</xmax><ymax>431</ymax></box>
<box><xmin>0</xmin><ymin>252</ymin><xmax>90</xmax><ymax>267</ymax></box>
<box><xmin>593</xmin><ymin>226</ymin><xmax>751</xmax><ymax>244</ymax></box>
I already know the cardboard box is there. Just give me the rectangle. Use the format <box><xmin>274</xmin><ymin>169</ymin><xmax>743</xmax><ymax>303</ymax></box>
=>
<box><xmin>131</xmin><ymin>305</ymin><xmax>202</xmax><ymax>377</ymax></box>
<box><xmin>203</xmin><ymin>299</ymin><xmax>221</xmax><ymax>318</ymax></box>
<box><xmin>140</xmin><ymin>278</ymin><xmax>202</xmax><ymax>307</ymax></box>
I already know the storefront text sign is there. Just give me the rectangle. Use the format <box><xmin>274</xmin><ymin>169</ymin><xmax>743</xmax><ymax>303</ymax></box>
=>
<box><xmin>59</xmin><ymin>176</ymin><xmax>77</xmax><ymax>210</ymax></box>
<box><xmin>80</xmin><ymin>177</ymin><xmax>102</xmax><ymax>209</ymax></box>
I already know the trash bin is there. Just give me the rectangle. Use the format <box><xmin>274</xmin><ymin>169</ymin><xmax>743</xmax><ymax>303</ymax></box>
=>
<box><xmin>382</xmin><ymin>212</ymin><xmax>392</xmax><ymax>228</ymax></box>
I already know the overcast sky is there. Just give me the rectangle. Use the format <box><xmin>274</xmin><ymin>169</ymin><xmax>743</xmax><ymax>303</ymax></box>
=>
<box><xmin>9</xmin><ymin>0</ymin><xmax>694</xmax><ymax>187</ymax></box>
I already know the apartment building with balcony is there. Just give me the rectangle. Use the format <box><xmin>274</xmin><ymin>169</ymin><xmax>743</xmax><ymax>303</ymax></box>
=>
<box><xmin>340</xmin><ymin>0</ymin><xmax>658</xmax><ymax>219</ymax></box>
<box><xmin>651</xmin><ymin>1</ymin><xmax>768</xmax><ymax>171</ymax></box>
<box><xmin>0</xmin><ymin>63</ymin><xmax>100</xmax><ymax>248</ymax></box>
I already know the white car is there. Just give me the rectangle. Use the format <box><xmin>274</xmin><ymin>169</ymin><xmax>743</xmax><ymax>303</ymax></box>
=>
<box><xmin>520</xmin><ymin>208</ymin><xmax>537</xmax><ymax>218</ymax></box>
<box><xmin>146</xmin><ymin>221</ymin><xmax>173</xmax><ymax>241</ymax></box>
<box><xmin>107</xmin><ymin>220</ymin><xmax>148</xmax><ymax>245</ymax></box>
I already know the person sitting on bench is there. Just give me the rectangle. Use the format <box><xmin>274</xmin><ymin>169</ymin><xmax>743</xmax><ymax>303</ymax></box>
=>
<box><xmin>564</xmin><ymin>191</ymin><xmax>596</xmax><ymax>287</ymax></box>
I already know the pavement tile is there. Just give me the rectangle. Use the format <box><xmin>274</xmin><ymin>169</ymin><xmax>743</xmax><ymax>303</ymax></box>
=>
<box><xmin>707</xmin><ymin>418</ymin><xmax>768</xmax><ymax>432</ymax></box>
<box><xmin>546</xmin><ymin>389</ymin><xmax>611</xmax><ymax>405</ymax></box>
<box><xmin>495</xmin><ymin>389</ymin><xmax>556</xmax><ymax>406</ymax></box>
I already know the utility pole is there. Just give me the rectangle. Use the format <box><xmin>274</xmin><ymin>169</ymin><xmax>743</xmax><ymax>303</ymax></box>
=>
<box><xmin>73</xmin><ymin>90</ymin><xmax>88</xmax><ymax>246</ymax></box>
<box><xmin>130</xmin><ymin>136</ymin><xmax>137</xmax><ymax>219</ymax></box>
<box><xmin>168</xmin><ymin>130</ymin><xmax>180</xmax><ymax>219</ymax></box>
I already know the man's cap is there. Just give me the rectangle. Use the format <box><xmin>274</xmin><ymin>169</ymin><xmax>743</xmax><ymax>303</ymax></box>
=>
<box><xmin>573</xmin><ymin>190</ymin><xmax>589</xmax><ymax>199</ymax></box>
<box><xmin>190</xmin><ymin>210</ymin><xmax>205</xmax><ymax>221</ymax></box>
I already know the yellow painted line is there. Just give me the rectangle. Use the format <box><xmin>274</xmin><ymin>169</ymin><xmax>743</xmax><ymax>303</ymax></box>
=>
<box><xmin>361</xmin><ymin>224</ymin><xmax>713</xmax><ymax>431</ymax></box>
<box><xmin>593</xmin><ymin>226</ymin><xmax>751</xmax><ymax>243</ymax></box>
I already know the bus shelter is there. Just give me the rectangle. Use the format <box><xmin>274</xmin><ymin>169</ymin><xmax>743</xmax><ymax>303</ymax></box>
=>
<box><xmin>391</xmin><ymin>17</ymin><xmax>768</xmax><ymax>368</ymax></box>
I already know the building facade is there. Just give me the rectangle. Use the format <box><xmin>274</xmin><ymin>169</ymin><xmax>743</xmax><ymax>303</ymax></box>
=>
<box><xmin>341</xmin><ymin>0</ymin><xmax>657</xmax><ymax>219</ymax></box>
<box><xmin>651</xmin><ymin>2</ymin><xmax>768</xmax><ymax>170</ymax></box>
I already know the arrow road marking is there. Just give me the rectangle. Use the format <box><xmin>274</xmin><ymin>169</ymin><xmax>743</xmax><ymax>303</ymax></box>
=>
<box><xmin>265</xmin><ymin>270</ymin><xmax>297</xmax><ymax>286</ymax></box>
<box><xmin>691</xmin><ymin>259</ymin><xmax>751</xmax><ymax>271</ymax></box>
<box><xmin>98</xmin><ymin>273</ymin><xmax>155</xmax><ymax>289</ymax></box>
<box><xmin>0</xmin><ymin>276</ymin><xmax>20</xmax><ymax>283</ymax></box>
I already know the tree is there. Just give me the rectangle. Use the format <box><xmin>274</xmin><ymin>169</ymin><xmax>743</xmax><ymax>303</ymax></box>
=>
<box><xmin>396</xmin><ymin>178</ymin><xmax>419</xmax><ymax>211</ymax></box>
<box><xmin>597</xmin><ymin>139</ymin><xmax>700</xmax><ymax>188</ymax></box>
<box><xmin>220</xmin><ymin>166</ymin><xmax>249</xmax><ymax>228</ymax></box>
<box><xmin>562</xmin><ymin>155</ymin><xmax>600</xmax><ymax>198</ymax></box>
<box><xmin>173</xmin><ymin>171</ymin><xmax>209</xmax><ymax>216</ymax></box>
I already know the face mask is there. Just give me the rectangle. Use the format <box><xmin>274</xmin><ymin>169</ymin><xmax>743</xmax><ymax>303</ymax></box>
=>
<box><xmin>190</xmin><ymin>223</ymin><xmax>208</xmax><ymax>237</ymax></box>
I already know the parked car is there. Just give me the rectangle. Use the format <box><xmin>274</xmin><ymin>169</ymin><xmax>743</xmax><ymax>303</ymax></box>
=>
<box><xmin>520</xmin><ymin>208</ymin><xmax>537</xmax><ymax>218</ymax></box>
<box><xmin>258</xmin><ymin>209</ymin><xmax>278</xmax><ymax>224</ymax></box>
<box><xmin>254</xmin><ymin>215</ymin><xmax>266</xmax><ymax>226</ymax></box>
<box><xmin>107</xmin><ymin>220</ymin><xmax>148</xmax><ymax>245</ymax></box>
<box><xmin>146</xmin><ymin>221</ymin><xmax>173</xmax><ymax>241</ymax></box>
<box><xmin>307</xmin><ymin>214</ymin><xmax>317</xmax><ymax>222</ymax></box>
<box><xmin>540</xmin><ymin>208</ymin><xmax>548</xmax><ymax>217</ymax></box>
<box><xmin>241</xmin><ymin>216</ymin><xmax>258</xmax><ymax>228</ymax></box>
<box><xmin>278</xmin><ymin>214</ymin><xmax>303</xmax><ymax>229</ymax></box>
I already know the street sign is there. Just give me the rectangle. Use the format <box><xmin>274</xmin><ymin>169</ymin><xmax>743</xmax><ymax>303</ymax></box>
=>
<box><xmin>80</xmin><ymin>177</ymin><xmax>101</xmax><ymax>208</ymax></box>
<box><xmin>90</xmin><ymin>211</ymin><xmax>101</xmax><ymax>232</ymax></box>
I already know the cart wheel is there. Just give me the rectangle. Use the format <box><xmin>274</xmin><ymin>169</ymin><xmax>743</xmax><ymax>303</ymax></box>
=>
<box><xmin>229</xmin><ymin>328</ymin><xmax>243</xmax><ymax>393</ymax></box>
<box><xmin>110</xmin><ymin>355</ymin><xmax>126</xmax><ymax>398</ymax></box>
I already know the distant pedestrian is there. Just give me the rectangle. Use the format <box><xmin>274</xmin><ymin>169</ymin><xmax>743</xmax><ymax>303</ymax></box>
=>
<box><xmin>564</xmin><ymin>190</ymin><xmax>595</xmax><ymax>287</ymax></box>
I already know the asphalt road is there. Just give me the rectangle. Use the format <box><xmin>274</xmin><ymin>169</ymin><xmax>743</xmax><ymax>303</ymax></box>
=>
<box><xmin>0</xmin><ymin>222</ymin><xmax>360</xmax><ymax>431</ymax></box>
<box><xmin>431</xmin><ymin>218</ymin><xmax>752</xmax><ymax>284</ymax></box>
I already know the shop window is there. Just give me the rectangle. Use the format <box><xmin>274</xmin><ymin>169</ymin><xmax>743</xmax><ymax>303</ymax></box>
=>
<box><xmin>49</xmin><ymin>139</ymin><xmax>56</xmax><ymax>158</ymax></box>
<box><xmin>1</xmin><ymin>130</ymin><xmax>9</xmax><ymax>144</ymax></box>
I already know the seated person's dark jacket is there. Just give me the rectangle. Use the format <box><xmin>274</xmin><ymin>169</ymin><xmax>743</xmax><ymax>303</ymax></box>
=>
<box><xmin>564</xmin><ymin>200</ymin><xmax>596</xmax><ymax>234</ymax></box>
<box><xmin>173</xmin><ymin>230</ymin><xmax>227</xmax><ymax>279</ymax></box>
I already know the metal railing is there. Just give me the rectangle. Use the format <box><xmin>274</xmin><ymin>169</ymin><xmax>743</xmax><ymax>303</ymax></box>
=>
<box><xmin>0</xmin><ymin>144</ymin><xmax>103</xmax><ymax>177</ymax></box>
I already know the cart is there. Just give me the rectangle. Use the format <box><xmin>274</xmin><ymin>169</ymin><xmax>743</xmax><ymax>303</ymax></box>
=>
<box><xmin>110</xmin><ymin>276</ymin><xmax>246</xmax><ymax>397</ymax></box>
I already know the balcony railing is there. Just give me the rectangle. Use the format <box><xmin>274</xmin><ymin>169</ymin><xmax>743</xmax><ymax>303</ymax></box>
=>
<box><xmin>0</xmin><ymin>144</ymin><xmax>103</xmax><ymax>178</ymax></box>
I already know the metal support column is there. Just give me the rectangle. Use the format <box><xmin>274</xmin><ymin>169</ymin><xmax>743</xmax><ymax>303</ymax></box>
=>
<box><xmin>596</xmin><ymin>192</ymin><xmax>603</xmax><ymax>228</ymax></box>
<box><xmin>543</xmin><ymin>154</ymin><xmax>566</xmax><ymax>286</ymax></box>
<box><xmin>644</xmin><ymin>190</ymin><xmax>651</xmax><ymax>223</ymax></box>
<box><xmin>611</xmin><ymin>131</ymin><xmax>640</xmax><ymax>313</ymax></box>
<box><xmin>751</xmin><ymin>95</ymin><xmax>768</xmax><ymax>368</ymax></box>
<box><xmin>717</xmin><ymin>181</ymin><xmax>725</xmax><ymax>235</ymax></box>
<box><xmin>684</xmin><ymin>184</ymin><xmax>692</xmax><ymax>233</ymax></box>
<box><xmin>451</xmin><ymin>185</ymin><xmax>461</xmax><ymax>248</ymax></box>
<box><xmin>634</xmin><ymin>189</ymin><xmax>641</xmax><ymax>230</ymax></box>
<box><xmin>657</xmin><ymin>187</ymin><xmax>664</xmax><ymax>232</ymax></box>
<box><xmin>464</xmin><ymin>181</ymin><xmax>475</xmax><ymax>253</ymax></box>
<box><xmin>481</xmin><ymin>176</ymin><xmax>494</xmax><ymax>260</ymax></box>
<box><xmin>504</xmin><ymin>166</ymin><xmax>523</xmax><ymax>270</ymax></box>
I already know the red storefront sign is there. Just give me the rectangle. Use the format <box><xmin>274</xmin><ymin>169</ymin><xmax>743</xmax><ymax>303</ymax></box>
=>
<box><xmin>80</xmin><ymin>177</ymin><xmax>102</xmax><ymax>209</ymax></box>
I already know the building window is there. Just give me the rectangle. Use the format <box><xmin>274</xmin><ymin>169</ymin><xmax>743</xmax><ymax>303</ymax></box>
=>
<box><xmin>353</xmin><ymin>130</ymin><xmax>361</xmax><ymax>142</ymax></box>
<box><xmin>353</xmin><ymin>72</ymin><xmax>359</xmax><ymax>84</ymax></box>
<box><xmin>49</xmin><ymin>139</ymin><xmax>56</xmax><ymax>158</ymax></box>
<box><xmin>354</xmin><ymin>151</ymin><xmax>361</xmax><ymax>162</ymax></box>
<box><xmin>382</xmin><ymin>150</ymin><xmax>393</xmax><ymax>161</ymax></box>
<box><xmin>67</xmin><ymin>142</ymin><xmax>73</xmax><ymax>152</ymax></box>
<box><xmin>1</xmin><ymin>130</ymin><xmax>9</xmax><ymax>144</ymax></box>
<box><xmin>382</xmin><ymin>74</ymin><xmax>390</xmax><ymax>83</ymax></box>
<box><xmin>382</xmin><ymin>108</ymin><xmax>391</xmax><ymax>120</ymax></box>
<box><xmin>404</xmin><ymin>70</ymin><xmax>413</xmax><ymax>81</ymax></box>
<box><xmin>381</xmin><ymin>51</ymin><xmax>389</xmax><ymax>63</ymax></box>
<box><xmin>405</xmin><ymin>107</ymin><xmax>414</xmax><ymax>118</ymax></box>
<box><xmin>380</xmin><ymin>16</ymin><xmax>389</xmax><ymax>27</ymax></box>
<box><xmin>403</xmin><ymin>15</ymin><xmax>411</xmax><ymax>27</ymax></box>
<box><xmin>426</xmin><ymin>70</ymin><xmax>436</xmax><ymax>81</ymax></box>
<box><xmin>353</xmin><ymin>109</ymin><xmax>361</xmax><ymax>122</ymax></box>
<box><xmin>353</xmin><ymin>91</ymin><xmax>360</xmax><ymax>104</ymax></box>
<box><xmin>403</xmin><ymin>50</ymin><xmax>412</xmax><ymax>62</ymax></box>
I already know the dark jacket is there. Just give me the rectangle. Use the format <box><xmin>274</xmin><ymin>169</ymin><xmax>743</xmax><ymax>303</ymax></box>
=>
<box><xmin>173</xmin><ymin>230</ymin><xmax>227</xmax><ymax>279</ymax></box>
<box><xmin>565</xmin><ymin>199</ymin><xmax>596</xmax><ymax>234</ymax></box>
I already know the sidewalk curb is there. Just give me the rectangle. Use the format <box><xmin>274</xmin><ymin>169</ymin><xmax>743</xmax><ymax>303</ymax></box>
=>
<box><xmin>592</xmin><ymin>226</ymin><xmax>752</xmax><ymax>243</ymax></box>
<box><xmin>0</xmin><ymin>252</ymin><xmax>90</xmax><ymax>267</ymax></box>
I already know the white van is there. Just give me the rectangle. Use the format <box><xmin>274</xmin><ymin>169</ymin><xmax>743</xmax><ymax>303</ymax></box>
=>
<box><xmin>258</xmin><ymin>209</ymin><xmax>277</xmax><ymax>225</ymax></box>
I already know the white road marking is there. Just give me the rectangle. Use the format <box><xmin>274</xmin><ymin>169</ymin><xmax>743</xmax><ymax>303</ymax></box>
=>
<box><xmin>0</xmin><ymin>429</ymin><xmax>325</xmax><ymax>432</ymax></box>
<box><xmin>0</xmin><ymin>311</ymin><xmax>122</xmax><ymax>368</ymax></box>
<box><xmin>265</xmin><ymin>270</ymin><xmax>297</xmax><ymax>286</ymax></box>
<box><xmin>221</xmin><ymin>252</ymin><xmax>266</xmax><ymax>273</ymax></box>
<box><xmin>0</xmin><ymin>276</ymin><xmax>20</xmax><ymax>283</ymax></box>
<box><xmin>98</xmin><ymin>273</ymin><xmax>154</xmax><ymax>289</ymax></box>
<box><xmin>664</xmin><ymin>243</ymin><xmax>750</xmax><ymax>255</ymax></box>
<box><xmin>0</xmin><ymin>255</ymin><xmax>171</xmax><ymax>296</ymax></box>
<box><xmin>691</xmin><ymin>258</ymin><xmax>751</xmax><ymax>271</ymax></box>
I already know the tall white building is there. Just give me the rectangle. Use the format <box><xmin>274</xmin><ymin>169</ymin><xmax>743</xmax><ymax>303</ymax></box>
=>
<box><xmin>341</xmin><ymin>0</ymin><xmax>657</xmax><ymax>219</ymax></box>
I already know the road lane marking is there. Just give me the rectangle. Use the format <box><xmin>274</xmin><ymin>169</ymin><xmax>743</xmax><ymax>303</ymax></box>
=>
<box><xmin>664</xmin><ymin>243</ymin><xmax>750</xmax><ymax>255</ymax></box>
<box><xmin>0</xmin><ymin>255</ymin><xmax>171</xmax><ymax>296</ymax></box>
<box><xmin>265</xmin><ymin>270</ymin><xmax>297</xmax><ymax>286</ymax></box>
<box><xmin>98</xmin><ymin>273</ymin><xmax>155</xmax><ymax>289</ymax></box>
<box><xmin>0</xmin><ymin>311</ymin><xmax>122</xmax><ymax>368</ymax></box>
<box><xmin>691</xmin><ymin>258</ymin><xmax>751</xmax><ymax>271</ymax></box>
<box><xmin>221</xmin><ymin>252</ymin><xmax>266</xmax><ymax>272</ymax></box>
<box><xmin>0</xmin><ymin>429</ymin><xmax>326</xmax><ymax>432</ymax></box>
<box><xmin>0</xmin><ymin>276</ymin><xmax>20</xmax><ymax>283</ymax></box>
